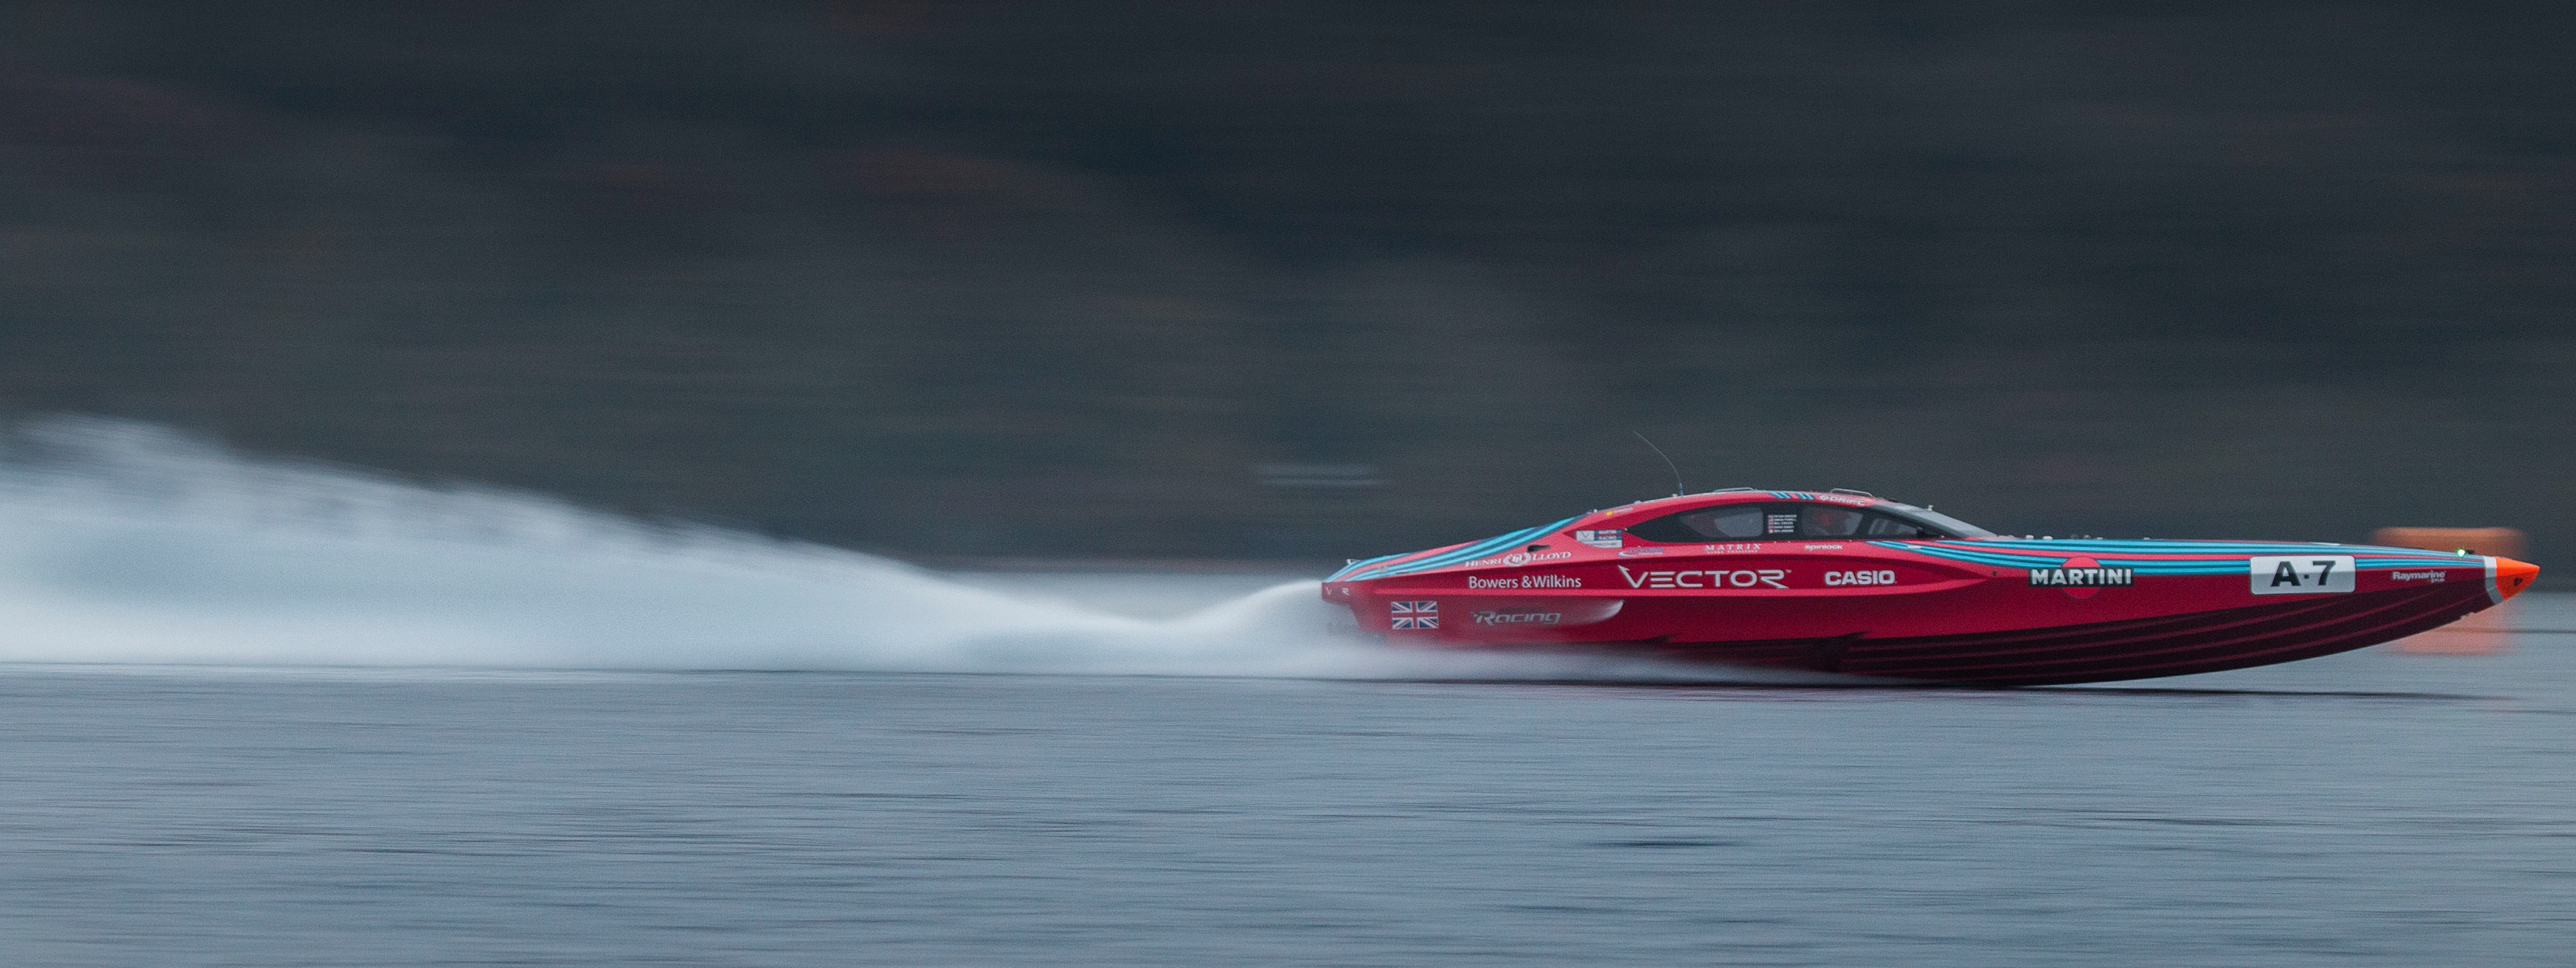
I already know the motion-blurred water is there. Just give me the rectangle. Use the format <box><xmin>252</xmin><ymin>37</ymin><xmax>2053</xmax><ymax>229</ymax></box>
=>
<box><xmin>0</xmin><ymin>417</ymin><xmax>1718</xmax><ymax>682</ymax></box>
<box><xmin>4</xmin><ymin>609</ymin><xmax>2572</xmax><ymax>966</ymax></box>
<box><xmin>2</xmin><ymin>419</ymin><xmax>2571</xmax><ymax>966</ymax></box>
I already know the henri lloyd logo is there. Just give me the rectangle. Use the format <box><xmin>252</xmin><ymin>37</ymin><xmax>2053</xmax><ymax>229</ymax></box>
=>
<box><xmin>1463</xmin><ymin>549</ymin><xmax>1573</xmax><ymax>568</ymax></box>
<box><xmin>1388</xmin><ymin>600</ymin><xmax>1438</xmax><ymax>630</ymax></box>
<box><xmin>2029</xmin><ymin>555</ymin><xmax>2133</xmax><ymax>600</ymax></box>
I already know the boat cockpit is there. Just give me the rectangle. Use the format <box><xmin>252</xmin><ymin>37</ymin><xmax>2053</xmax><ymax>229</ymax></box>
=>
<box><xmin>1620</xmin><ymin>498</ymin><xmax>1994</xmax><ymax>543</ymax></box>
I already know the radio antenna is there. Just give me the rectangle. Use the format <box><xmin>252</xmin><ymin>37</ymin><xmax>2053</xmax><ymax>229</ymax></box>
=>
<box><xmin>1631</xmin><ymin>430</ymin><xmax>1684</xmax><ymax>497</ymax></box>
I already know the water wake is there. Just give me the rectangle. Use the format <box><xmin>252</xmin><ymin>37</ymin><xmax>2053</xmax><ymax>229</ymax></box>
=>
<box><xmin>0</xmin><ymin>417</ymin><xmax>1783</xmax><ymax>681</ymax></box>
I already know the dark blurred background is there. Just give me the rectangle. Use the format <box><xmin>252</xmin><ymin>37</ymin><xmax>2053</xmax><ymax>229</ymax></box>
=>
<box><xmin>2</xmin><ymin>2</ymin><xmax>2568</xmax><ymax>570</ymax></box>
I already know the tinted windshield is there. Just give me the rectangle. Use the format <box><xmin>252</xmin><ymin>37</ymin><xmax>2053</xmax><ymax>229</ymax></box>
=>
<box><xmin>1622</xmin><ymin>499</ymin><xmax>1996</xmax><ymax>542</ymax></box>
<box><xmin>1799</xmin><ymin>504</ymin><xmax>1866</xmax><ymax>537</ymax></box>
<box><xmin>1637</xmin><ymin>504</ymin><xmax>1765</xmax><ymax>540</ymax></box>
<box><xmin>1873</xmin><ymin>501</ymin><xmax>1996</xmax><ymax>538</ymax></box>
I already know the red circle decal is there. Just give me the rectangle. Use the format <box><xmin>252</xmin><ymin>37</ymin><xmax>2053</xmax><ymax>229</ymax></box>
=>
<box><xmin>2062</xmin><ymin>555</ymin><xmax>2103</xmax><ymax>599</ymax></box>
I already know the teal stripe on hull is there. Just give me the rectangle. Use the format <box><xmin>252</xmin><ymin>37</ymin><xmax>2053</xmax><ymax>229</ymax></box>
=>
<box><xmin>1876</xmin><ymin>540</ymin><xmax>2483</xmax><ymax>575</ymax></box>
<box><xmin>1337</xmin><ymin>516</ymin><xmax>1582</xmax><ymax>582</ymax></box>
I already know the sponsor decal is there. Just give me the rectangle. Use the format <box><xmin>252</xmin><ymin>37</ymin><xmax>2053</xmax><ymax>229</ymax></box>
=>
<box><xmin>1573</xmin><ymin>529</ymin><xmax>1624</xmax><ymax>549</ymax></box>
<box><xmin>1704</xmin><ymin>543</ymin><xmax>1762</xmax><ymax>554</ymax></box>
<box><xmin>1462</xmin><ymin>549</ymin><xmax>1575</xmax><ymax>568</ymax></box>
<box><xmin>1803</xmin><ymin>544</ymin><xmax>1846</xmax><ymax>551</ymax></box>
<box><xmin>1816</xmin><ymin>493</ymin><xmax>1876</xmax><ymax>507</ymax></box>
<box><xmin>2028</xmin><ymin>556</ymin><xmax>2133</xmax><ymax>600</ymax></box>
<box><xmin>1472</xmin><ymin>609</ymin><xmax>1561</xmax><ymax>626</ymax></box>
<box><xmin>1824</xmin><ymin>569</ymin><xmax>1899</xmax><ymax>586</ymax></box>
<box><xmin>1465</xmin><ymin>575</ymin><xmax>1582</xmax><ymax>589</ymax></box>
<box><xmin>2251</xmin><ymin>555</ymin><xmax>2356</xmax><ymax>595</ymax></box>
<box><xmin>1617</xmin><ymin>565</ymin><xmax>1789</xmax><ymax>590</ymax></box>
<box><xmin>1388</xmin><ymin>600</ymin><xmax>1439</xmax><ymax>629</ymax></box>
<box><xmin>1617</xmin><ymin>547</ymin><xmax>1667</xmax><ymax>558</ymax></box>
<box><xmin>1766</xmin><ymin>514</ymin><xmax>1799</xmax><ymax>535</ymax></box>
<box><xmin>2390</xmin><ymin>569</ymin><xmax>2448</xmax><ymax>583</ymax></box>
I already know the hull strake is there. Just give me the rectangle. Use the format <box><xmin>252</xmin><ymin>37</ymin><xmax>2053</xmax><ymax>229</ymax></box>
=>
<box><xmin>1628</xmin><ymin>584</ymin><xmax>2493</xmax><ymax>685</ymax></box>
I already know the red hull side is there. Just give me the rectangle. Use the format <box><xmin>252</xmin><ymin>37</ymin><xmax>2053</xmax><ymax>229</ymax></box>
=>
<box><xmin>1655</xmin><ymin>583</ymin><xmax>2493</xmax><ymax>686</ymax></box>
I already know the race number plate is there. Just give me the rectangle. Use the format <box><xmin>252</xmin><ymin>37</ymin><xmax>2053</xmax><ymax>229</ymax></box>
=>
<box><xmin>2250</xmin><ymin>555</ymin><xmax>2355</xmax><ymax>595</ymax></box>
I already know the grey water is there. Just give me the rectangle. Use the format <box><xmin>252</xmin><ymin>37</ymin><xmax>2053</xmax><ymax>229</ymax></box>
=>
<box><xmin>2</xmin><ymin>421</ymin><xmax>2573</xmax><ymax>965</ymax></box>
<box><xmin>4</xmin><ymin>598</ymin><xmax>2573</xmax><ymax>967</ymax></box>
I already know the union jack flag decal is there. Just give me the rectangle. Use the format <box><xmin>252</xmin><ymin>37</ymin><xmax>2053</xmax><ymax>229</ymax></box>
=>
<box><xmin>1389</xmin><ymin>600</ymin><xmax>1439</xmax><ymax>630</ymax></box>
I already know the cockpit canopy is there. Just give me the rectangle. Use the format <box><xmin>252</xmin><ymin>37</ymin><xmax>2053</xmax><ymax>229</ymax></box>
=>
<box><xmin>1620</xmin><ymin>499</ymin><xmax>1993</xmax><ymax>542</ymax></box>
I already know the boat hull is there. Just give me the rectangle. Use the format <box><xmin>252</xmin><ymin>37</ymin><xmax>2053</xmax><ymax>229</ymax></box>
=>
<box><xmin>1326</xmin><ymin>530</ymin><xmax>2535</xmax><ymax>686</ymax></box>
<box><xmin>1640</xmin><ymin>581</ymin><xmax>2495</xmax><ymax>685</ymax></box>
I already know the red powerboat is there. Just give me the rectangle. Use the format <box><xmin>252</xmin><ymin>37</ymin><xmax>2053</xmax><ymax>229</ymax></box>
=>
<box><xmin>1322</xmin><ymin>489</ymin><xmax>2540</xmax><ymax>685</ymax></box>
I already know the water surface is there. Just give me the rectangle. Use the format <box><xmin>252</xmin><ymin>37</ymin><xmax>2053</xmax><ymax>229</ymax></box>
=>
<box><xmin>4</xmin><ymin>596</ymin><xmax>2570</xmax><ymax>966</ymax></box>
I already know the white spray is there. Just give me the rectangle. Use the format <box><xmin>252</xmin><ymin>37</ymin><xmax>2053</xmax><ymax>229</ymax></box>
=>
<box><xmin>0</xmin><ymin>417</ymin><xmax>1799</xmax><ymax>681</ymax></box>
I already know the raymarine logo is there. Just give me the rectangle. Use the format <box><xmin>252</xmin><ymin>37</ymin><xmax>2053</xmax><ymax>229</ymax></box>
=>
<box><xmin>2390</xmin><ymin>570</ymin><xmax>2447</xmax><ymax>583</ymax></box>
<box><xmin>1617</xmin><ymin>565</ymin><xmax>1788</xmax><ymax>589</ymax></box>
<box><xmin>1472</xmin><ymin>610</ymin><xmax>1561</xmax><ymax>626</ymax></box>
